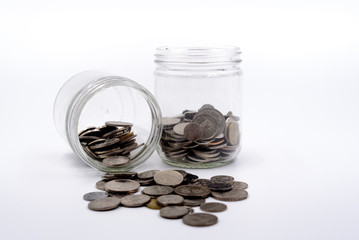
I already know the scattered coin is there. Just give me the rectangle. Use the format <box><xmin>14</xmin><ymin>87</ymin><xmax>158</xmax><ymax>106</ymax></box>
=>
<box><xmin>138</xmin><ymin>170</ymin><xmax>160</xmax><ymax>180</ymax></box>
<box><xmin>211</xmin><ymin>189</ymin><xmax>248</xmax><ymax>202</ymax></box>
<box><xmin>88</xmin><ymin>197</ymin><xmax>121</xmax><ymax>211</ymax></box>
<box><xmin>231</xmin><ymin>181</ymin><xmax>248</xmax><ymax>190</ymax></box>
<box><xmin>174</xmin><ymin>185</ymin><xmax>211</xmax><ymax>198</ymax></box>
<box><xmin>120</xmin><ymin>194</ymin><xmax>151</xmax><ymax>207</ymax></box>
<box><xmin>182</xmin><ymin>213</ymin><xmax>218</xmax><ymax>227</ymax></box>
<box><xmin>207</xmin><ymin>182</ymin><xmax>233</xmax><ymax>192</ymax></box>
<box><xmin>146</xmin><ymin>198</ymin><xmax>163</xmax><ymax>210</ymax></box>
<box><xmin>183</xmin><ymin>198</ymin><xmax>205</xmax><ymax>207</ymax></box>
<box><xmin>105</xmin><ymin>179</ymin><xmax>140</xmax><ymax>194</ymax></box>
<box><xmin>210</xmin><ymin>175</ymin><xmax>234</xmax><ymax>183</ymax></box>
<box><xmin>95</xmin><ymin>180</ymin><xmax>106</xmax><ymax>191</ymax></box>
<box><xmin>200</xmin><ymin>202</ymin><xmax>227</xmax><ymax>213</ymax></box>
<box><xmin>142</xmin><ymin>185</ymin><xmax>174</xmax><ymax>197</ymax></box>
<box><xmin>160</xmin><ymin>206</ymin><xmax>191</xmax><ymax>219</ymax></box>
<box><xmin>102</xmin><ymin>156</ymin><xmax>130</xmax><ymax>167</ymax></box>
<box><xmin>83</xmin><ymin>191</ymin><xmax>109</xmax><ymax>201</ymax></box>
<box><xmin>154</xmin><ymin>170</ymin><xmax>184</xmax><ymax>187</ymax></box>
<box><xmin>157</xmin><ymin>194</ymin><xmax>184</xmax><ymax>206</ymax></box>
<box><xmin>139</xmin><ymin>178</ymin><xmax>155</xmax><ymax>186</ymax></box>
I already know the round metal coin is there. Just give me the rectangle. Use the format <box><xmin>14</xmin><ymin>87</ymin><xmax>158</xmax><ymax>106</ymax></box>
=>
<box><xmin>231</xmin><ymin>181</ymin><xmax>248</xmax><ymax>190</ymax></box>
<box><xmin>162</xmin><ymin>117</ymin><xmax>181</xmax><ymax>128</ymax></box>
<box><xmin>102</xmin><ymin>156</ymin><xmax>130</xmax><ymax>167</ymax></box>
<box><xmin>160</xmin><ymin>206</ymin><xmax>191</xmax><ymax>219</ymax></box>
<box><xmin>138</xmin><ymin>170</ymin><xmax>160</xmax><ymax>180</ymax></box>
<box><xmin>174</xmin><ymin>185</ymin><xmax>211</xmax><ymax>198</ymax></box>
<box><xmin>105</xmin><ymin>179</ymin><xmax>140</xmax><ymax>194</ymax></box>
<box><xmin>225</xmin><ymin>121</ymin><xmax>240</xmax><ymax>146</ymax></box>
<box><xmin>207</xmin><ymin>182</ymin><xmax>233</xmax><ymax>192</ymax></box>
<box><xmin>192</xmin><ymin>113</ymin><xmax>218</xmax><ymax>140</ymax></box>
<box><xmin>183</xmin><ymin>198</ymin><xmax>205</xmax><ymax>207</ymax></box>
<box><xmin>157</xmin><ymin>194</ymin><xmax>184</xmax><ymax>206</ymax></box>
<box><xmin>210</xmin><ymin>175</ymin><xmax>234</xmax><ymax>183</ymax></box>
<box><xmin>96</xmin><ymin>180</ymin><xmax>106</xmax><ymax>191</ymax></box>
<box><xmin>211</xmin><ymin>189</ymin><xmax>248</xmax><ymax>201</ymax></box>
<box><xmin>154</xmin><ymin>170</ymin><xmax>184</xmax><ymax>187</ymax></box>
<box><xmin>182</xmin><ymin>213</ymin><xmax>218</xmax><ymax>227</ymax></box>
<box><xmin>142</xmin><ymin>185</ymin><xmax>174</xmax><ymax>196</ymax></box>
<box><xmin>88</xmin><ymin>197</ymin><xmax>121</xmax><ymax>211</ymax></box>
<box><xmin>120</xmin><ymin>194</ymin><xmax>151</xmax><ymax>207</ymax></box>
<box><xmin>183</xmin><ymin>122</ymin><xmax>203</xmax><ymax>142</ymax></box>
<box><xmin>200</xmin><ymin>202</ymin><xmax>227</xmax><ymax>213</ymax></box>
<box><xmin>83</xmin><ymin>191</ymin><xmax>108</xmax><ymax>201</ymax></box>
<box><xmin>173</xmin><ymin>122</ymin><xmax>190</xmax><ymax>136</ymax></box>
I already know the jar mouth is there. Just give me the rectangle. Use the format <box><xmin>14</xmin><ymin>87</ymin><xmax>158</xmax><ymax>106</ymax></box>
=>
<box><xmin>155</xmin><ymin>46</ymin><xmax>241</xmax><ymax>64</ymax></box>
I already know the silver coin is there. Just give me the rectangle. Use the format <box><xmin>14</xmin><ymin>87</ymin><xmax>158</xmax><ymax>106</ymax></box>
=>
<box><xmin>231</xmin><ymin>181</ymin><xmax>248</xmax><ymax>190</ymax></box>
<box><xmin>142</xmin><ymin>185</ymin><xmax>174</xmax><ymax>197</ymax></box>
<box><xmin>83</xmin><ymin>146</ymin><xmax>101</xmax><ymax>160</ymax></box>
<box><xmin>162</xmin><ymin>117</ymin><xmax>181</xmax><ymax>128</ymax></box>
<box><xmin>174</xmin><ymin>185</ymin><xmax>211</xmax><ymax>198</ymax></box>
<box><xmin>89</xmin><ymin>138</ymin><xmax>120</xmax><ymax>150</ymax></box>
<box><xmin>199</xmin><ymin>104</ymin><xmax>215</xmax><ymax>111</ymax></box>
<box><xmin>102</xmin><ymin>156</ymin><xmax>130</xmax><ymax>167</ymax></box>
<box><xmin>83</xmin><ymin>191</ymin><xmax>108</xmax><ymax>201</ymax></box>
<box><xmin>191</xmin><ymin>150</ymin><xmax>220</xmax><ymax>159</ymax></box>
<box><xmin>105</xmin><ymin>121</ymin><xmax>133</xmax><ymax>128</ymax></box>
<box><xmin>196</xmin><ymin>108</ymin><xmax>226</xmax><ymax>137</ymax></box>
<box><xmin>120</xmin><ymin>194</ymin><xmax>151</xmax><ymax>207</ymax></box>
<box><xmin>211</xmin><ymin>189</ymin><xmax>248</xmax><ymax>201</ymax></box>
<box><xmin>96</xmin><ymin>180</ymin><xmax>106</xmax><ymax>191</ymax></box>
<box><xmin>200</xmin><ymin>202</ymin><xmax>227</xmax><ymax>213</ymax></box>
<box><xmin>157</xmin><ymin>194</ymin><xmax>184</xmax><ymax>206</ymax></box>
<box><xmin>173</xmin><ymin>122</ymin><xmax>190</xmax><ymax>136</ymax></box>
<box><xmin>225</xmin><ymin>121</ymin><xmax>240</xmax><ymax>146</ymax></box>
<box><xmin>88</xmin><ymin>197</ymin><xmax>121</xmax><ymax>211</ymax></box>
<box><xmin>192</xmin><ymin>114</ymin><xmax>218</xmax><ymax>140</ymax></box>
<box><xmin>78</xmin><ymin>126</ymin><xmax>96</xmax><ymax>136</ymax></box>
<box><xmin>182</xmin><ymin>213</ymin><xmax>218</xmax><ymax>227</ymax></box>
<box><xmin>210</xmin><ymin>175</ymin><xmax>234</xmax><ymax>183</ymax></box>
<box><xmin>183</xmin><ymin>198</ymin><xmax>205</xmax><ymax>207</ymax></box>
<box><xmin>184</xmin><ymin>122</ymin><xmax>203</xmax><ymax>142</ymax></box>
<box><xmin>160</xmin><ymin>206</ymin><xmax>191</xmax><ymax>219</ymax></box>
<box><xmin>105</xmin><ymin>179</ymin><xmax>140</xmax><ymax>194</ymax></box>
<box><xmin>138</xmin><ymin>170</ymin><xmax>160</xmax><ymax>180</ymax></box>
<box><xmin>154</xmin><ymin>170</ymin><xmax>184</xmax><ymax>187</ymax></box>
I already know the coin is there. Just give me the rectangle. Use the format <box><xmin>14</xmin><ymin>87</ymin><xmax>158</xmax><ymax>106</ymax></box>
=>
<box><xmin>211</xmin><ymin>189</ymin><xmax>248</xmax><ymax>201</ymax></box>
<box><xmin>79</xmin><ymin>126</ymin><xmax>96</xmax><ymax>136</ymax></box>
<box><xmin>102</xmin><ymin>156</ymin><xmax>130</xmax><ymax>167</ymax></box>
<box><xmin>120</xmin><ymin>194</ymin><xmax>151</xmax><ymax>207</ymax></box>
<box><xmin>89</xmin><ymin>138</ymin><xmax>120</xmax><ymax>150</ymax></box>
<box><xmin>207</xmin><ymin>182</ymin><xmax>232</xmax><ymax>192</ymax></box>
<box><xmin>146</xmin><ymin>198</ymin><xmax>163</xmax><ymax>210</ymax></box>
<box><xmin>105</xmin><ymin>121</ymin><xmax>133</xmax><ymax>128</ymax></box>
<box><xmin>160</xmin><ymin>206</ymin><xmax>191</xmax><ymax>219</ymax></box>
<box><xmin>183</xmin><ymin>198</ymin><xmax>205</xmax><ymax>207</ymax></box>
<box><xmin>182</xmin><ymin>173</ymin><xmax>199</xmax><ymax>184</ymax></box>
<box><xmin>88</xmin><ymin>197</ymin><xmax>121</xmax><ymax>211</ymax></box>
<box><xmin>199</xmin><ymin>104</ymin><xmax>215</xmax><ymax>110</ymax></box>
<box><xmin>210</xmin><ymin>175</ymin><xmax>234</xmax><ymax>183</ymax></box>
<box><xmin>138</xmin><ymin>170</ymin><xmax>160</xmax><ymax>180</ymax></box>
<box><xmin>197</xmin><ymin>108</ymin><xmax>226</xmax><ymax>137</ymax></box>
<box><xmin>105</xmin><ymin>179</ymin><xmax>140</xmax><ymax>194</ymax></box>
<box><xmin>154</xmin><ymin>170</ymin><xmax>184</xmax><ymax>187</ymax></box>
<box><xmin>157</xmin><ymin>194</ymin><xmax>184</xmax><ymax>206</ymax></box>
<box><xmin>200</xmin><ymin>202</ymin><xmax>227</xmax><ymax>213</ymax></box>
<box><xmin>182</xmin><ymin>213</ymin><xmax>218</xmax><ymax>227</ymax></box>
<box><xmin>183</xmin><ymin>122</ymin><xmax>203</xmax><ymax>142</ymax></box>
<box><xmin>173</xmin><ymin>122</ymin><xmax>190</xmax><ymax>136</ymax></box>
<box><xmin>192</xmin><ymin>114</ymin><xmax>217</xmax><ymax>140</ymax></box>
<box><xmin>225</xmin><ymin>121</ymin><xmax>239</xmax><ymax>146</ymax></box>
<box><xmin>103</xmin><ymin>172</ymin><xmax>137</xmax><ymax>180</ymax></box>
<box><xmin>83</xmin><ymin>146</ymin><xmax>101</xmax><ymax>160</ymax></box>
<box><xmin>174</xmin><ymin>169</ymin><xmax>187</xmax><ymax>177</ymax></box>
<box><xmin>193</xmin><ymin>178</ymin><xmax>211</xmax><ymax>187</ymax></box>
<box><xmin>83</xmin><ymin>191</ymin><xmax>108</xmax><ymax>201</ymax></box>
<box><xmin>139</xmin><ymin>178</ymin><xmax>155</xmax><ymax>186</ymax></box>
<box><xmin>142</xmin><ymin>185</ymin><xmax>174</xmax><ymax>197</ymax></box>
<box><xmin>231</xmin><ymin>181</ymin><xmax>248</xmax><ymax>190</ymax></box>
<box><xmin>174</xmin><ymin>185</ymin><xmax>211</xmax><ymax>198</ymax></box>
<box><xmin>96</xmin><ymin>180</ymin><xmax>106</xmax><ymax>191</ymax></box>
<box><xmin>162</xmin><ymin>117</ymin><xmax>181</xmax><ymax>128</ymax></box>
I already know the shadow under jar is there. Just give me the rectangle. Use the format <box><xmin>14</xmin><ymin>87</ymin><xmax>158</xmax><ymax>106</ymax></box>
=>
<box><xmin>54</xmin><ymin>71</ymin><xmax>162</xmax><ymax>172</ymax></box>
<box><xmin>155</xmin><ymin>46</ymin><xmax>243</xmax><ymax>168</ymax></box>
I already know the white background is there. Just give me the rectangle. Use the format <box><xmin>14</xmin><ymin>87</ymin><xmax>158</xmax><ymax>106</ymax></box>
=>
<box><xmin>1</xmin><ymin>1</ymin><xmax>359</xmax><ymax>239</ymax></box>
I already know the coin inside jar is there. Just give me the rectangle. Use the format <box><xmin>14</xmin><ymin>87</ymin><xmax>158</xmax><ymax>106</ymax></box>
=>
<box><xmin>102</xmin><ymin>156</ymin><xmax>130</xmax><ymax>167</ymax></box>
<box><xmin>183</xmin><ymin>122</ymin><xmax>203</xmax><ymax>142</ymax></box>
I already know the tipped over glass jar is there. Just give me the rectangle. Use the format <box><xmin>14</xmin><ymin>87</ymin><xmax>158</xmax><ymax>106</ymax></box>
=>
<box><xmin>154</xmin><ymin>46</ymin><xmax>243</xmax><ymax>168</ymax></box>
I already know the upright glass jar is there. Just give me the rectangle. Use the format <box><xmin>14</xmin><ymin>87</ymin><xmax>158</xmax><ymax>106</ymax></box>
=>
<box><xmin>54</xmin><ymin>71</ymin><xmax>162</xmax><ymax>172</ymax></box>
<box><xmin>155</xmin><ymin>47</ymin><xmax>243</xmax><ymax>168</ymax></box>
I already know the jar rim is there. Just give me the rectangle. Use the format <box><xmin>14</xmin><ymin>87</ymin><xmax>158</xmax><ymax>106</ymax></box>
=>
<box><xmin>155</xmin><ymin>46</ymin><xmax>241</xmax><ymax>57</ymax></box>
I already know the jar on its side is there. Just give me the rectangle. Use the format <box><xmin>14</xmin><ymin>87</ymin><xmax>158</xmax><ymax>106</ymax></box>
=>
<box><xmin>54</xmin><ymin>71</ymin><xmax>162</xmax><ymax>172</ymax></box>
<box><xmin>155</xmin><ymin>47</ymin><xmax>243</xmax><ymax>168</ymax></box>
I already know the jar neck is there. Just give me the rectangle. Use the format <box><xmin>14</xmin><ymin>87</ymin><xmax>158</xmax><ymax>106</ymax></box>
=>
<box><xmin>154</xmin><ymin>46</ymin><xmax>242</xmax><ymax>77</ymax></box>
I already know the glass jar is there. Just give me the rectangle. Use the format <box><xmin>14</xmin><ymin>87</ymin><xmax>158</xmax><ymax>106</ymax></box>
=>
<box><xmin>53</xmin><ymin>70</ymin><xmax>162</xmax><ymax>172</ymax></box>
<box><xmin>154</xmin><ymin>47</ymin><xmax>243</xmax><ymax>168</ymax></box>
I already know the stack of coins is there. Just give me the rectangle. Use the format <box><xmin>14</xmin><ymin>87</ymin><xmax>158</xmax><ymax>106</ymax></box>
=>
<box><xmin>84</xmin><ymin>169</ymin><xmax>249</xmax><ymax>227</ymax></box>
<box><xmin>160</xmin><ymin>105</ymin><xmax>240</xmax><ymax>163</ymax></box>
<box><xmin>78</xmin><ymin>121</ymin><xmax>144</xmax><ymax>167</ymax></box>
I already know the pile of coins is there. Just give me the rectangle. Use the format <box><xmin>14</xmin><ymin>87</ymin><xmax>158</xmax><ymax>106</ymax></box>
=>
<box><xmin>160</xmin><ymin>104</ymin><xmax>240</xmax><ymax>163</ymax></box>
<box><xmin>78</xmin><ymin>121</ymin><xmax>144</xmax><ymax>167</ymax></box>
<box><xmin>84</xmin><ymin>169</ymin><xmax>248</xmax><ymax>227</ymax></box>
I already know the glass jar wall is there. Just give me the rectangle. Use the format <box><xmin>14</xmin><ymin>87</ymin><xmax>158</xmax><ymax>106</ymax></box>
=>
<box><xmin>54</xmin><ymin>71</ymin><xmax>162</xmax><ymax>172</ymax></box>
<box><xmin>154</xmin><ymin>47</ymin><xmax>243</xmax><ymax>168</ymax></box>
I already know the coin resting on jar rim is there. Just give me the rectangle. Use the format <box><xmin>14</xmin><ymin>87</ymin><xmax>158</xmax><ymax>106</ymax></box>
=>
<box><xmin>159</xmin><ymin>104</ymin><xmax>240</xmax><ymax>164</ymax></box>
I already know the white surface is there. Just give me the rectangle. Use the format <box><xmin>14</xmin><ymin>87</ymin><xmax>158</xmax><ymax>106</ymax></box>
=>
<box><xmin>1</xmin><ymin>1</ymin><xmax>359</xmax><ymax>240</ymax></box>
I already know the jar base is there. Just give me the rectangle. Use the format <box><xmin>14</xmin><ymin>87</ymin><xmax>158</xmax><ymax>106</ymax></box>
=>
<box><xmin>161</xmin><ymin>157</ymin><xmax>235</xmax><ymax>169</ymax></box>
